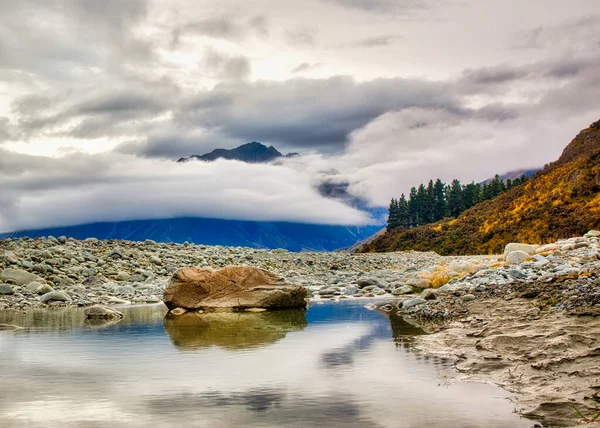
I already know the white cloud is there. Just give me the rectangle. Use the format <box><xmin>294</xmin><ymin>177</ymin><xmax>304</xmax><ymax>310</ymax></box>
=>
<box><xmin>0</xmin><ymin>151</ymin><xmax>373</xmax><ymax>233</ymax></box>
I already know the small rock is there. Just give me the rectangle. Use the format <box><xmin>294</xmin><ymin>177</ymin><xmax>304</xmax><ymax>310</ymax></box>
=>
<box><xmin>506</xmin><ymin>250</ymin><xmax>531</xmax><ymax>265</ymax></box>
<box><xmin>0</xmin><ymin>284</ymin><xmax>14</xmax><ymax>295</ymax></box>
<box><xmin>0</xmin><ymin>268</ymin><xmax>37</xmax><ymax>286</ymax></box>
<box><xmin>245</xmin><ymin>308</ymin><xmax>267</xmax><ymax>312</ymax></box>
<box><xmin>145</xmin><ymin>294</ymin><xmax>161</xmax><ymax>303</ymax></box>
<box><xmin>170</xmin><ymin>307</ymin><xmax>187</xmax><ymax>315</ymax></box>
<box><xmin>149</xmin><ymin>255</ymin><xmax>162</xmax><ymax>265</ymax></box>
<box><xmin>504</xmin><ymin>243</ymin><xmax>537</xmax><ymax>255</ymax></box>
<box><xmin>40</xmin><ymin>291</ymin><xmax>72</xmax><ymax>303</ymax></box>
<box><xmin>35</xmin><ymin>284</ymin><xmax>55</xmax><ymax>295</ymax></box>
<box><xmin>392</xmin><ymin>285</ymin><xmax>413</xmax><ymax>295</ymax></box>
<box><xmin>508</xmin><ymin>269</ymin><xmax>528</xmax><ymax>279</ymax></box>
<box><xmin>402</xmin><ymin>297</ymin><xmax>427</xmax><ymax>310</ymax></box>
<box><xmin>406</xmin><ymin>278</ymin><xmax>431</xmax><ymax>290</ymax></box>
<box><xmin>420</xmin><ymin>288</ymin><xmax>437</xmax><ymax>300</ymax></box>
<box><xmin>461</xmin><ymin>294</ymin><xmax>476</xmax><ymax>302</ymax></box>
<box><xmin>584</xmin><ymin>230</ymin><xmax>600</xmax><ymax>238</ymax></box>
<box><xmin>114</xmin><ymin>285</ymin><xmax>135</xmax><ymax>295</ymax></box>
<box><xmin>115</xmin><ymin>272</ymin><xmax>131</xmax><ymax>282</ymax></box>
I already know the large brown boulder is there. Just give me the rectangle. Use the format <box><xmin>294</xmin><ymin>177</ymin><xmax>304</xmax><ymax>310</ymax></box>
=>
<box><xmin>162</xmin><ymin>266</ymin><xmax>308</xmax><ymax>310</ymax></box>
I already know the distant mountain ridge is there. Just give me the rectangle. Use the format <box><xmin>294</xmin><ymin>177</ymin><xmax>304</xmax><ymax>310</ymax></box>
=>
<box><xmin>1</xmin><ymin>218</ymin><xmax>380</xmax><ymax>252</ymax></box>
<box><xmin>177</xmin><ymin>142</ymin><xmax>298</xmax><ymax>163</ymax></box>
<box><xmin>361</xmin><ymin>119</ymin><xmax>600</xmax><ymax>255</ymax></box>
<box><xmin>481</xmin><ymin>168</ymin><xmax>540</xmax><ymax>185</ymax></box>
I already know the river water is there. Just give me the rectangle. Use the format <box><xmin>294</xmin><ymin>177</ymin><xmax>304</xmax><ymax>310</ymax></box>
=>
<box><xmin>0</xmin><ymin>300</ymin><xmax>533</xmax><ymax>428</ymax></box>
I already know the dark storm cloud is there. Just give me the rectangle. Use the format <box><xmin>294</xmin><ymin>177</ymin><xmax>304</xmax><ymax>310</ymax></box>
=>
<box><xmin>0</xmin><ymin>0</ymin><xmax>152</xmax><ymax>80</ymax></box>
<box><xmin>458</xmin><ymin>54</ymin><xmax>600</xmax><ymax>97</ymax></box>
<box><xmin>10</xmin><ymin>85</ymin><xmax>174</xmax><ymax>140</ymax></box>
<box><xmin>460</xmin><ymin>66</ymin><xmax>530</xmax><ymax>85</ymax></box>
<box><xmin>172</xmin><ymin>76</ymin><xmax>462</xmax><ymax>154</ymax></box>
<box><xmin>115</xmin><ymin>130</ymin><xmax>244</xmax><ymax>159</ymax></box>
<box><xmin>115</xmin><ymin>75</ymin><xmax>463</xmax><ymax>158</ymax></box>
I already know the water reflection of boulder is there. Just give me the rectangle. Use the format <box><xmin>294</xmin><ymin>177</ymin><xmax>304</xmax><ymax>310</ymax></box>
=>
<box><xmin>164</xmin><ymin>310</ymin><xmax>308</xmax><ymax>351</ymax></box>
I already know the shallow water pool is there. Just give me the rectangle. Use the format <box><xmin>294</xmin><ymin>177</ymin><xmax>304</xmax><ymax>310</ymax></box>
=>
<box><xmin>0</xmin><ymin>300</ymin><xmax>534</xmax><ymax>427</ymax></box>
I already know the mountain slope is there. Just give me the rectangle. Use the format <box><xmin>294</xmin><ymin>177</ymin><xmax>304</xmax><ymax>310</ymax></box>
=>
<box><xmin>177</xmin><ymin>142</ymin><xmax>297</xmax><ymax>163</ymax></box>
<box><xmin>361</xmin><ymin>120</ymin><xmax>600</xmax><ymax>255</ymax></box>
<box><xmin>2</xmin><ymin>218</ymin><xmax>380</xmax><ymax>252</ymax></box>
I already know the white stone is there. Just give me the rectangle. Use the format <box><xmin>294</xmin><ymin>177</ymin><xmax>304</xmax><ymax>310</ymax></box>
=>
<box><xmin>504</xmin><ymin>243</ymin><xmax>537</xmax><ymax>256</ymax></box>
<box><xmin>505</xmin><ymin>250</ymin><xmax>531</xmax><ymax>265</ymax></box>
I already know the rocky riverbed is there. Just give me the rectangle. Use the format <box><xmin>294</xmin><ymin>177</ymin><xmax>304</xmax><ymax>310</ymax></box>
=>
<box><xmin>0</xmin><ymin>234</ymin><xmax>498</xmax><ymax>311</ymax></box>
<box><xmin>2</xmin><ymin>232</ymin><xmax>600</xmax><ymax>426</ymax></box>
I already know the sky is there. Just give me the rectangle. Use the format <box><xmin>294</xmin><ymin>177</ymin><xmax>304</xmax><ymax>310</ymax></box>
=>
<box><xmin>0</xmin><ymin>0</ymin><xmax>599</xmax><ymax>232</ymax></box>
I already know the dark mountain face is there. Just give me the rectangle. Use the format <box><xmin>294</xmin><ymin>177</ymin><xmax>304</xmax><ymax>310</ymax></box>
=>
<box><xmin>177</xmin><ymin>142</ymin><xmax>295</xmax><ymax>164</ymax></box>
<box><xmin>1</xmin><ymin>218</ymin><xmax>381</xmax><ymax>252</ymax></box>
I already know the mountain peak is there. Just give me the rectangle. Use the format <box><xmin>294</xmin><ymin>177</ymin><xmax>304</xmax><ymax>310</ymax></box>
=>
<box><xmin>555</xmin><ymin>119</ymin><xmax>600</xmax><ymax>165</ymax></box>
<box><xmin>177</xmin><ymin>142</ymin><xmax>295</xmax><ymax>164</ymax></box>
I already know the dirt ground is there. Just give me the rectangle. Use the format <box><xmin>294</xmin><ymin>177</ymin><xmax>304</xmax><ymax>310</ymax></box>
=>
<box><xmin>412</xmin><ymin>298</ymin><xmax>600</xmax><ymax>427</ymax></box>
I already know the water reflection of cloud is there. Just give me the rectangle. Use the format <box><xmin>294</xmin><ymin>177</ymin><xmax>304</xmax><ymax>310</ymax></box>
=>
<box><xmin>142</xmin><ymin>390</ymin><xmax>383</xmax><ymax>428</ymax></box>
<box><xmin>320</xmin><ymin>323</ymin><xmax>390</xmax><ymax>369</ymax></box>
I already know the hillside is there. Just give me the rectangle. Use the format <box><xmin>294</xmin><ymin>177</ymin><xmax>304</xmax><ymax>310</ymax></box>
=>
<box><xmin>361</xmin><ymin>119</ymin><xmax>600</xmax><ymax>255</ymax></box>
<box><xmin>1</xmin><ymin>218</ymin><xmax>380</xmax><ymax>252</ymax></box>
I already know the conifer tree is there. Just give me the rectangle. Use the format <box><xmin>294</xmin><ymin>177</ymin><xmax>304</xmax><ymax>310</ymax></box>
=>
<box><xmin>408</xmin><ymin>187</ymin><xmax>419</xmax><ymax>227</ymax></box>
<box><xmin>446</xmin><ymin>179</ymin><xmax>464</xmax><ymax>217</ymax></box>
<box><xmin>432</xmin><ymin>178</ymin><xmax>447</xmax><ymax>221</ymax></box>
<box><xmin>425</xmin><ymin>180</ymin><xmax>435</xmax><ymax>223</ymax></box>
<box><xmin>387</xmin><ymin>198</ymin><xmax>399</xmax><ymax>230</ymax></box>
<box><xmin>416</xmin><ymin>184</ymin><xmax>427</xmax><ymax>226</ymax></box>
<box><xmin>398</xmin><ymin>194</ymin><xmax>409</xmax><ymax>227</ymax></box>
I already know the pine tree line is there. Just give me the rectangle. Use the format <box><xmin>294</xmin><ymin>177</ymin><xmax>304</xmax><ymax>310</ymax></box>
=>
<box><xmin>387</xmin><ymin>174</ymin><xmax>529</xmax><ymax>230</ymax></box>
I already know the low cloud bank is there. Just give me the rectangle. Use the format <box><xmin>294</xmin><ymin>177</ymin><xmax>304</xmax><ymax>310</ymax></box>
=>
<box><xmin>0</xmin><ymin>151</ymin><xmax>373</xmax><ymax>233</ymax></box>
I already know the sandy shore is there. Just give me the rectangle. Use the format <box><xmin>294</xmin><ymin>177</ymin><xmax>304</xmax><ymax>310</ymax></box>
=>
<box><xmin>410</xmin><ymin>296</ymin><xmax>600</xmax><ymax>427</ymax></box>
